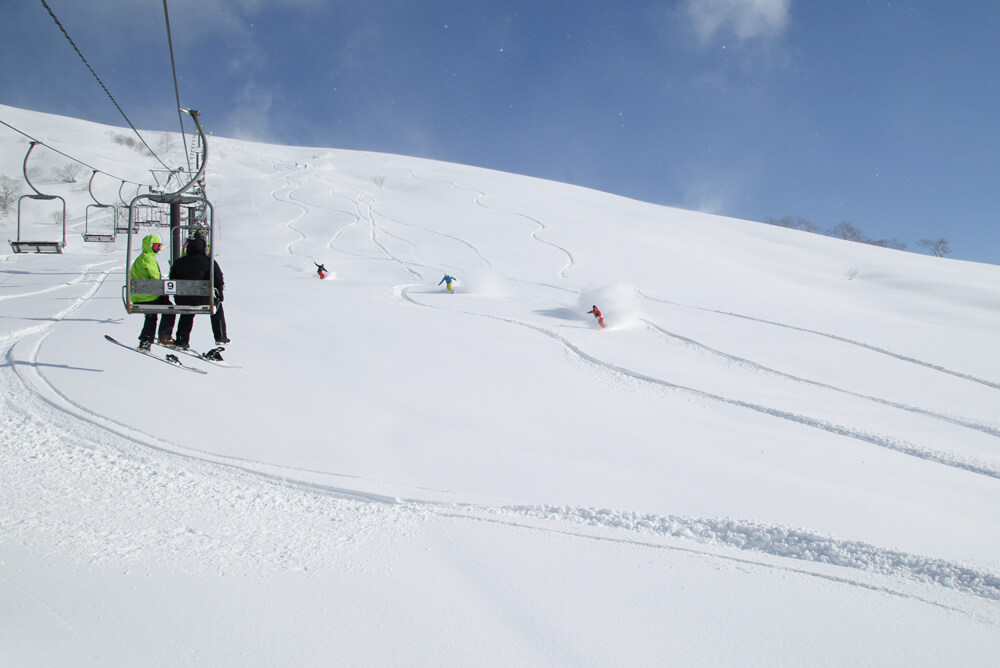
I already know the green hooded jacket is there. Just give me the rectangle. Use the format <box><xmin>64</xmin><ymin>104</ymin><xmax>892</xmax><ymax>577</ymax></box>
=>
<box><xmin>130</xmin><ymin>234</ymin><xmax>163</xmax><ymax>303</ymax></box>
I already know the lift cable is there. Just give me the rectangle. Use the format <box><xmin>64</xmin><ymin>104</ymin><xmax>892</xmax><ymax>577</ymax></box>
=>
<box><xmin>161</xmin><ymin>0</ymin><xmax>193</xmax><ymax>175</ymax></box>
<box><xmin>38</xmin><ymin>0</ymin><xmax>173</xmax><ymax>173</ymax></box>
<box><xmin>0</xmin><ymin>117</ymin><xmax>148</xmax><ymax>189</ymax></box>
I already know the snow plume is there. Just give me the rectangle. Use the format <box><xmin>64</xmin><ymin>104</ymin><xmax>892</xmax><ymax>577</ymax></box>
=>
<box><xmin>457</xmin><ymin>268</ymin><xmax>506</xmax><ymax>297</ymax></box>
<box><xmin>578</xmin><ymin>283</ymin><xmax>640</xmax><ymax>329</ymax></box>
<box><xmin>225</xmin><ymin>82</ymin><xmax>277</xmax><ymax>143</ymax></box>
<box><xmin>684</xmin><ymin>0</ymin><xmax>791</xmax><ymax>45</ymax></box>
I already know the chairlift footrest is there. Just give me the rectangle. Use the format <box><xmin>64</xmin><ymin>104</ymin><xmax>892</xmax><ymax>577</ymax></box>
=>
<box><xmin>10</xmin><ymin>241</ymin><xmax>64</xmax><ymax>254</ymax></box>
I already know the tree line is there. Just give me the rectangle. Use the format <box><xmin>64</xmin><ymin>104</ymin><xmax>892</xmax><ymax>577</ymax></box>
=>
<box><xmin>763</xmin><ymin>215</ymin><xmax>950</xmax><ymax>257</ymax></box>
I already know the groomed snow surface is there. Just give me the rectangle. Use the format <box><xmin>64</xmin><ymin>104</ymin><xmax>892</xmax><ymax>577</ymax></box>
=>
<box><xmin>2</xmin><ymin>104</ymin><xmax>1000</xmax><ymax>666</ymax></box>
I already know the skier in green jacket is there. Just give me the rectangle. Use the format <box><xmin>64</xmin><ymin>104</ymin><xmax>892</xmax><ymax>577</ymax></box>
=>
<box><xmin>131</xmin><ymin>234</ymin><xmax>176</xmax><ymax>349</ymax></box>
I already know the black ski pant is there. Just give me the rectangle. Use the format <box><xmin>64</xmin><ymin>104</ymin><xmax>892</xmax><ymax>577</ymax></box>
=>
<box><xmin>138</xmin><ymin>296</ymin><xmax>175</xmax><ymax>344</ymax></box>
<box><xmin>175</xmin><ymin>304</ymin><xmax>227</xmax><ymax>346</ymax></box>
<box><xmin>174</xmin><ymin>313</ymin><xmax>196</xmax><ymax>346</ymax></box>
<box><xmin>211</xmin><ymin>303</ymin><xmax>228</xmax><ymax>343</ymax></box>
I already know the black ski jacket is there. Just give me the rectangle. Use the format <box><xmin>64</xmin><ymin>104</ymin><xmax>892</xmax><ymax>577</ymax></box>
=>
<box><xmin>169</xmin><ymin>237</ymin><xmax>225</xmax><ymax>306</ymax></box>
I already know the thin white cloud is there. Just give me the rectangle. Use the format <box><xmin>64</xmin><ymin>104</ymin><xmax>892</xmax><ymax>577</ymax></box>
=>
<box><xmin>684</xmin><ymin>0</ymin><xmax>791</xmax><ymax>45</ymax></box>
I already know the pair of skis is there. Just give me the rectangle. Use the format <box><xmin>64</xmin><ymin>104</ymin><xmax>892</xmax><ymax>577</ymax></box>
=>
<box><xmin>105</xmin><ymin>335</ymin><xmax>238</xmax><ymax>373</ymax></box>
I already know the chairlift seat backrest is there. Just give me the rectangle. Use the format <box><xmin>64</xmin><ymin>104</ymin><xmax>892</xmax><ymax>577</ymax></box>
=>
<box><xmin>129</xmin><ymin>278</ymin><xmax>212</xmax><ymax>296</ymax></box>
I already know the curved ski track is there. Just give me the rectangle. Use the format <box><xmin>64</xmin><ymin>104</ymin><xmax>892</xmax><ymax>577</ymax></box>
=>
<box><xmin>407</xmin><ymin>169</ymin><xmax>575</xmax><ymax>279</ymax></box>
<box><xmin>640</xmin><ymin>318</ymin><xmax>1000</xmax><ymax>440</ymax></box>
<box><xmin>8</xmin><ymin>327</ymin><xmax>1000</xmax><ymax>604</ymax></box>
<box><xmin>397</xmin><ymin>285</ymin><xmax>1000</xmax><ymax>481</ymax></box>
<box><xmin>640</xmin><ymin>290</ymin><xmax>1000</xmax><ymax>392</ymax></box>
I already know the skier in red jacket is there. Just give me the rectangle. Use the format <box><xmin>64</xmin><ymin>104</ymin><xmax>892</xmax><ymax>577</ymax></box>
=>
<box><xmin>588</xmin><ymin>305</ymin><xmax>606</xmax><ymax>329</ymax></box>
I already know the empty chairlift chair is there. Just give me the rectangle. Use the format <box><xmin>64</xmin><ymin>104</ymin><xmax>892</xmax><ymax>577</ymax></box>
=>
<box><xmin>9</xmin><ymin>141</ymin><xmax>67</xmax><ymax>254</ymax></box>
<box><xmin>82</xmin><ymin>170</ymin><xmax>117</xmax><ymax>243</ymax></box>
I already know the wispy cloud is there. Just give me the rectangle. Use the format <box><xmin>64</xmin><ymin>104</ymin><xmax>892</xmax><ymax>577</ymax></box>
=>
<box><xmin>683</xmin><ymin>0</ymin><xmax>791</xmax><ymax>46</ymax></box>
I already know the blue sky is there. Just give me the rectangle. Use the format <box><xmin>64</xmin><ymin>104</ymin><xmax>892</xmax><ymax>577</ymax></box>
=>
<box><xmin>2</xmin><ymin>0</ymin><xmax>998</xmax><ymax>264</ymax></box>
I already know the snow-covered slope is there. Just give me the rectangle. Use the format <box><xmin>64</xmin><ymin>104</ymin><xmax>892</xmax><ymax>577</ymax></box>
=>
<box><xmin>2</xmin><ymin>103</ymin><xmax>999</xmax><ymax>666</ymax></box>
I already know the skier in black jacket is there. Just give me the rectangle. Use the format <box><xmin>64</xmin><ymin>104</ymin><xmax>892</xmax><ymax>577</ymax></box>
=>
<box><xmin>169</xmin><ymin>235</ymin><xmax>229</xmax><ymax>349</ymax></box>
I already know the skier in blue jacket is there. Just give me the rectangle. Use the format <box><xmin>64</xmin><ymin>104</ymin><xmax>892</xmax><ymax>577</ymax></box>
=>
<box><xmin>438</xmin><ymin>274</ymin><xmax>457</xmax><ymax>293</ymax></box>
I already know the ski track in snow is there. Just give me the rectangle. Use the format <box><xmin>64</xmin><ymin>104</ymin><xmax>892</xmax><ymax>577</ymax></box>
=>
<box><xmin>3</xmin><ymin>313</ymin><xmax>415</xmax><ymax>572</ymax></box>
<box><xmin>4</xmin><ymin>151</ymin><xmax>999</xmax><ymax>620</ymax></box>
<box><xmin>269</xmin><ymin>165</ymin><xmax>311</xmax><ymax>259</ymax></box>
<box><xmin>0</xmin><ymin>259</ymin><xmax>116</xmax><ymax>304</ymax></box>
<box><xmin>449</xmin><ymin>505</ymin><xmax>1000</xmax><ymax>606</ymax></box>
<box><xmin>303</xmin><ymin>172</ymin><xmax>365</xmax><ymax>254</ymax></box>
<box><xmin>286</xmin><ymin>174</ymin><xmax>362</xmax><ymax>255</ymax></box>
<box><xmin>244</xmin><ymin>149</ymin><xmax>356</xmax><ymax>265</ymax></box>
<box><xmin>639</xmin><ymin>290</ymin><xmax>1000</xmax><ymax>392</ymax></box>
<box><xmin>362</xmin><ymin>193</ymin><xmax>493</xmax><ymax>270</ymax></box>
<box><xmin>7</xmin><ymin>276</ymin><xmax>994</xmax><ymax>610</ymax></box>
<box><xmin>8</xmin><ymin>326</ymin><xmax>1000</xmax><ymax>605</ymax></box>
<box><xmin>364</xmin><ymin>166</ymin><xmax>1000</xmax><ymax>478</ymax></box>
<box><xmin>355</xmin><ymin>192</ymin><xmax>423</xmax><ymax>280</ymax></box>
<box><xmin>398</xmin><ymin>285</ymin><xmax>1000</xmax><ymax>481</ymax></box>
<box><xmin>0</xmin><ymin>262</ymin><xmax>117</xmax><ymax>348</ymax></box>
<box><xmin>640</xmin><ymin>318</ymin><xmax>1000</xmax><ymax>440</ymax></box>
<box><xmin>406</xmin><ymin>169</ymin><xmax>575</xmax><ymax>280</ymax></box>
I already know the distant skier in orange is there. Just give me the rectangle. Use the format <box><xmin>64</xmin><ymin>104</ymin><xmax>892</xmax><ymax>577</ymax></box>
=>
<box><xmin>315</xmin><ymin>262</ymin><xmax>329</xmax><ymax>279</ymax></box>
<box><xmin>588</xmin><ymin>305</ymin><xmax>606</xmax><ymax>329</ymax></box>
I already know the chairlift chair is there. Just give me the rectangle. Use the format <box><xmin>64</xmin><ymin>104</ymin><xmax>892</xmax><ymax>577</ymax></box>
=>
<box><xmin>82</xmin><ymin>170</ymin><xmax>116</xmax><ymax>243</ymax></box>
<box><xmin>9</xmin><ymin>141</ymin><xmax>67</xmax><ymax>254</ymax></box>
<box><xmin>134</xmin><ymin>202</ymin><xmax>166</xmax><ymax>227</ymax></box>
<box><xmin>122</xmin><ymin>109</ymin><xmax>217</xmax><ymax>317</ymax></box>
<box><xmin>123</xmin><ymin>192</ymin><xmax>216</xmax><ymax>315</ymax></box>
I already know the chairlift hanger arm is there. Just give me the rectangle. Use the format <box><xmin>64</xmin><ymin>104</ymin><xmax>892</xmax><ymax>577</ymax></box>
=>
<box><xmin>22</xmin><ymin>142</ymin><xmax>50</xmax><ymax>198</ymax></box>
<box><xmin>88</xmin><ymin>170</ymin><xmax>111</xmax><ymax>207</ymax></box>
<box><xmin>167</xmin><ymin>109</ymin><xmax>208</xmax><ymax>197</ymax></box>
